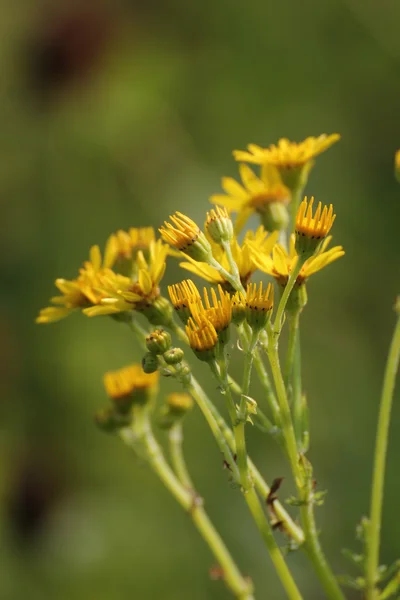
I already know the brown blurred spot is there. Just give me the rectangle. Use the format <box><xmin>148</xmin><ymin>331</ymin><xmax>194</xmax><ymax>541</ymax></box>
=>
<box><xmin>24</xmin><ymin>2</ymin><xmax>115</xmax><ymax>108</ymax></box>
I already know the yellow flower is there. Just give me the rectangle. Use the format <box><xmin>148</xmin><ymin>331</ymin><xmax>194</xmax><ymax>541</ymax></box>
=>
<box><xmin>85</xmin><ymin>239</ymin><xmax>168</xmax><ymax>317</ymax></box>
<box><xmin>36</xmin><ymin>245</ymin><xmax>107</xmax><ymax>323</ymax></box>
<box><xmin>295</xmin><ymin>197</ymin><xmax>335</xmax><ymax>256</ymax></box>
<box><xmin>190</xmin><ymin>284</ymin><xmax>232</xmax><ymax>334</ymax></box>
<box><xmin>249</xmin><ymin>233</ymin><xmax>344</xmax><ymax>286</ymax></box>
<box><xmin>168</xmin><ymin>279</ymin><xmax>201</xmax><ymax>323</ymax></box>
<box><xmin>186</xmin><ymin>316</ymin><xmax>218</xmax><ymax>359</ymax></box>
<box><xmin>233</xmin><ymin>134</ymin><xmax>340</xmax><ymax>169</ymax></box>
<box><xmin>104</xmin><ymin>364</ymin><xmax>158</xmax><ymax>398</ymax></box>
<box><xmin>159</xmin><ymin>212</ymin><xmax>212</xmax><ymax>261</ymax></box>
<box><xmin>234</xmin><ymin>134</ymin><xmax>340</xmax><ymax>191</ymax></box>
<box><xmin>104</xmin><ymin>363</ymin><xmax>159</xmax><ymax>409</ymax></box>
<box><xmin>245</xmin><ymin>282</ymin><xmax>274</xmax><ymax>329</ymax></box>
<box><xmin>179</xmin><ymin>226</ymin><xmax>279</xmax><ymax>291</ymax></box>
<box><xmin>211</xmin><ymin>164</ymin><xmax>289</xmax><ymax>232</ymax></box>
<box><xmin>104</xmin><ymin>227</ymin><xmax>155</xmax><ymax>269</ymax></box>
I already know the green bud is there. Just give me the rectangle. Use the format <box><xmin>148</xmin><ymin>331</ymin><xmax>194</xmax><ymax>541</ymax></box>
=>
<box><xmin>146</xmin><ymin>328</ymin><xmax>172</xmax><ymax>355</ymax></box>
<box><xmin>139</xmin><ymin>296</ymin><xmax>174</xmax><ymax>327</ymax></box>
<box><xmin>164</xmin><ymin>347</ymin><xmax>184</xmax><ymax>365</ymax></box>
<box><xmin>142</xmin><ymin>352</ymin><xmax>159</xmax><ymax>374</ymax></box>
<box><xmin>205</xmin><ymin>207</ymin><xmax>233</xmax><ymax>243</ymax></box>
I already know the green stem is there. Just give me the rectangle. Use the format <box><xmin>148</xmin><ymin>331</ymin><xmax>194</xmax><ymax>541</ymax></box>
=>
<box><xmin>169</xmin><ymin>423</ymin><xmax>194</xmax><ymax>490</ymax></box>
<box><xmin>366</xmin><ymin>309</ymin><xmax>400</xmax><ymax>599</ymax></box>
<box><xmin>284</xmin><ymin>313</ymin><xmax>302</xmax><ymax>447</ymax></box>
<box><xmin>221</xmin><ymin>240</ymin><xmax>246</xmax><ymax>294</ymax></box>
<box><xmin>236</xmin><ymin>331</ymin><xmax>259</xmax><ymax>490</ymax></box>
<box><xmin>239</xmin><ymin>324</ymin><xmax>281</xmax><ymax>427</ymax></box>
<box><xmin>121</xmin><ymin>411</ymin><xmax>254</xmax><ymax>600</ymax></box>
<box><xmin>300</xmin><ymin>496</ymin><xmax>344</xmax><ymax>600</ymax></box>
<box><xmin>267</xmin><ymin>337</ymin><xmax>345</xmax><ymax>600</ymax></box>
<box><xmin>209</xmin><ymin>256</ymin><xmax>244</xmax><ymax>294</ymax></box>
<box><xmin>273</xmin><ymin>258</ymin><xmax>305</xmax><ymax>338</ymax></box>
<box><xmin>243</xmin><ymin>487</ymin><xmax>303</xmax><ymax>600</ymax></box>
<box><xmin>189</xmin><ymin>376</ymin><xmax>304</xmax><ymax>545</ymax></box>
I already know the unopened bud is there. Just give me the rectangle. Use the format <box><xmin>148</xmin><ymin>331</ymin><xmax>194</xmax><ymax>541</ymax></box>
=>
<box><xmin>146</xmin><ymin>328</ymin><xmax>172</xmax><ymax>355</ymax></box>
<box><xmin>142</xmin><ymin>352</ymin><xmax>159</xmax><ymax>374</ymax></box>
<box><xmin>164</xmin><ymin>347</ymin><xmax>184</xmax><ymax>365</ymax></box>
<box><xmin>206</xmin><ymin>207</ymin><xmax>234</xmax><ymax>243</ymax></box>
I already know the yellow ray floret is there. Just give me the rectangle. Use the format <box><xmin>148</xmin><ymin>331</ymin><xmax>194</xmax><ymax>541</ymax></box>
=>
<box><xmin>103</xmin><ymin>364</ymin><xmax>159</xmax><ymax>399</ymax></box>
<box><xmin>233</xmin><ymin>134</ymin><xmax>340</xmax><ymax>168</ymax></box>
<box><xmin>211</xmin><ymin>163</ymin><xmax>289</xmax><ymax>232</ymax></box>
<box><xmin>248</xmin><ymin>234</ymin><xmax>344</xmax><ymax>286</ymax></box>
<box><xmin>190</xmin><ymin>285</ymin><xmax>232</xmax><ymax>333</ymax></box>
<box><xmin>295</xmin><ymin>197</ymin><xmax>335</xmax><ymax>240</ymax></box>
<box><xmin>186</xmin><ymin>316</ymin><xmax>218</xmax><ymax>353</ymax></box>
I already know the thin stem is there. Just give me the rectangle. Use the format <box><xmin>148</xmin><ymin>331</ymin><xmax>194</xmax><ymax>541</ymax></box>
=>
<box><xmin>209</xmin><ymin>256</ymin><xmax>244</xmax><ymax>294</ymax></box>
<box><xmin>121</xmin><ymin>412</ymin><xmax>253</xmax><ymax>600</ymax></box>
<box><xmin>236</xmin><ymin>330</ymin><xmax>259</xmax><ymax>490</ymax></box>
<box><xmin>244</xmin><ymin>487</ymin><xmax>303</xmax><ymax>600</ymax></box>
<box><xmin>366</xmin><ymin>309</ymin><xmax>400</xmax><ymax>599</ymax></box>
<box><xmin>169</xmin><ymin>423</ymin><xmax>194</xmax><ymax>490</ymax></box>
<box><xmin>267</xmin><ymin>334</ymin><xmax>345</xmax><ymax>600</ymax></box>
<box><xmin>273</xmin><ymin>258</ymin><xmax>305</xmax><ymax>338</ymax></box>
<box><xmin>284</xmin><ymin>313</ymin><xmax>303</xmax><ymax>447</ymax></box>
<box><xmin>239</xmin><ymin>324</ymin><xmax>281</xmax><ymax>427</ymax></box>
<box><xmin>221</xmin><ymin>240</ymin><xmax>246</xmax><ymax>294</ymax></box>
<box><xmin>189</xmin><ymin>376</ymin><xmax>304</xmax><ymax>545</ymax></box>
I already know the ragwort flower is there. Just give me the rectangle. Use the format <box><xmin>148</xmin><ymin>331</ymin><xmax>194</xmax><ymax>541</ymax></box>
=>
<box><xmin>248</xmin><ymin>233</ymin><xmax>344</xmax><ymax>288</ymax></box>
<box><xmin>295</xmin><ymin>197</ymin><xmax>336</xmax><ymax>255</ymax></box>
<box><xmin>234</xmin><ymin>134</ymin><xmax>340</xmax><ymax>190</ymax></box>
<box><xmin>211</xmin><ymin>164</ymin><xmax>289</xmax><ymax>232</ymax></box>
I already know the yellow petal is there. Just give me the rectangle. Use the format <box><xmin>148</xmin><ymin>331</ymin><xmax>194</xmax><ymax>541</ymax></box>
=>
<box><xmin>221</xmin><ymin>177</ymin><xmax>248</xmax><ymax>199</ymax></box>
<box><xmin>89</xmin><ymin>245</ymin><xmax>102</xmax><ymax>271</ymax></box>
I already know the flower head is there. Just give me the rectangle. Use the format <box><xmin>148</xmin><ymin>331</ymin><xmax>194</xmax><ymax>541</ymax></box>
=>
<box><xmin>190</xmin><ymin>285</ymin><xmax>232</xmax><ymax>334</ymax></box>
<box><xmin>36</xmin><ymin>245</ymin><xmax>107</xmax><ymax>323</ymax></box>
<box><xmin>249</xmin><ymin>234</ymin><xmax>344</xmax><ymax>287</ymax></box>
<box><xmin>160</xmin><ymin>212</ymin><xmax>212</xmax><ymax>261</ymax></box>
<box><xmin>168</xmin><ymin>279</ymin><xmax>201</xmax><ymax>323</ymax></box>
<box><xmin>103</xmin><ymin>363</ymin><xmax>159</xmax><ymax>410</ymax></box>
<box><xmin>179</xmin><ymin>226</ymin><xmax>278</xmax><ymax>291</ymax></box>
<box><xmin>104</xmin><ymin>227</ymin><xmax>155</xmax><ymax>271</ymax></box>
<box><xmin>295</xmin><ymin>197</ymin><xmax>335</xmax><ymax>255</ymax></box>
<box><xmin>86</xmin><ymin>239</ymin><xmax>168</xmax><ymax>318</ymax></box>
<box><xmin>211</xmin><ymin>164</ymin><xmax>289</xmax><ymax>232</ymax></box>
<box><xmin>234</xmin><ymin>134</ymin><xmax>340</xmax><ymax>169</ymax></box>
<box><xmin>186</xmin><ymin>316</ymin><xmax>218</xmax><ymax>361</ymax></box>
<box><xmin>245</xmin><ymin>282</ymin><xmax>274</xmax><ymax>330</ymax></box>
<box><xmin>234</xmin><ymin>134</ymin><xmax>340</xmax><ymax>190</ymax></box>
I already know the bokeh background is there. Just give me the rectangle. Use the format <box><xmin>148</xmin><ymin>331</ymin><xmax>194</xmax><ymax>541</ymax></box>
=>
<box><xmin>1</xmin><ymin>0</ymin><xmax>400</xmax><ymax>598</ymax></box>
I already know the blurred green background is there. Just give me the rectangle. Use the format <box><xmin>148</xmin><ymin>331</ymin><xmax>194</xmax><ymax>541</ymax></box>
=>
<box><xmin>1</xmin><ymin>1</ymin><xmax>400</xmax><ymax>598</ymax></box>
